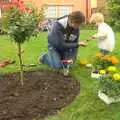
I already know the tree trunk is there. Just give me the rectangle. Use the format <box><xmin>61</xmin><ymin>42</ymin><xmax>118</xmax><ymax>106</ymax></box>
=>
<box><xmin>17</xmin><ymin>43</ymin><xmax>24</xmax><ymax>86</ymax></box>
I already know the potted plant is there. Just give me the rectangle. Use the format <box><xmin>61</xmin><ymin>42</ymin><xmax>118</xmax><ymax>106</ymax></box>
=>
<box><xmin>91</xmin><ymin>53</ymin><xmax>119</xmax><ymax>79</ymax></box>
<box><xmin>98</xmin><ymin>66</ymin><xmax>120</xmax><ymax>104</ymax></box>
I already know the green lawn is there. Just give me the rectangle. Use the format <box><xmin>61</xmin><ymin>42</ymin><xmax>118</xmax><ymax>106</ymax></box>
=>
<box><xmin>0</xmin><ymin>30</ymin><xmax>120</xmax><ymax>120</ymax></box>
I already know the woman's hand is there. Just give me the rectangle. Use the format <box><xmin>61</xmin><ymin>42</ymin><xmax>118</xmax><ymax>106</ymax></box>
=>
<box><xmin>78</xmin><ymin>41</ymin><xmax>88</xmax><ymax>47</ymax></box>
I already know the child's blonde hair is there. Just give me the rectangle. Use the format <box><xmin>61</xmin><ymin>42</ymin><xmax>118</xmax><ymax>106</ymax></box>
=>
<box><xmin>90</xmin><ymin>13</ymin><xmax>104</xmax><ymax>23</ymax></box>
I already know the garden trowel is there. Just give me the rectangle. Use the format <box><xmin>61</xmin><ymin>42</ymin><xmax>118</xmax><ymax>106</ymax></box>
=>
<box><xmin>61</xmin><ymin>59</ymin><xmax>73</xmax><ymax>76</ymax></box>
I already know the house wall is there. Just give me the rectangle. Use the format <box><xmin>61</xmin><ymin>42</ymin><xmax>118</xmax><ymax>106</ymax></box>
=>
<box><xmin>24</xmin><ymin>0</ymin><xmax>91</xmax><ymax>20</ymax></box>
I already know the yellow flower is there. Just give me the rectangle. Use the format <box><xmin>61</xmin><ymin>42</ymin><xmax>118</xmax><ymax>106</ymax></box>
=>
<box><xmin>95</xmin><ymin>53</ymin><xmax>103</xmax><ymax>58</ymax></box>
<box><xmin>80</xmin><ymin>59</ymin><xmax>88</xmax><ymax>65</ymax></box>
<box><xmin>108</xmin><ymin>66</ymin><xmax>117</xmax><ymax>72</ymax></box>
<box><xmin>99</xmin><ymin>70</ymin><xmax>106</xmax><ymax>75</ymax></box>
<box><xmin>113</xmin><ymin>73</ymin><xmax>120</xmax><ymax>80</ymax></box>
<box><xmin>103</xmin><ymin>55</ymin><xmax>110</xmax><ymax>61</ymax></box>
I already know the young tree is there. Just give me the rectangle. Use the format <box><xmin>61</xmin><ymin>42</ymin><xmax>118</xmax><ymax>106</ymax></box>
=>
<box><xmin>1</xmin><ymin>0</ymin><xmax>42</xmax><ymax>86</ymax></box>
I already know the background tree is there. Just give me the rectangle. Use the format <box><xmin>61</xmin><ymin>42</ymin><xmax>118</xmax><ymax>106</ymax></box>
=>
<box><xmin>107</xmin><ymin>0</ymin><xmax>120</xmax><ymax>30</ymax></box>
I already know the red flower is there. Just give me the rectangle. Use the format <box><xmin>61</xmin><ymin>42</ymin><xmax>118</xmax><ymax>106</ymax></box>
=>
<box><xmin>24</xmin><ymin>7</ymin><xmax>32</xmax><ymax>13</ymax></box>
<box><xmin>3</xmin><ymin>0</ymin><xmax>32</xmax><ymax>13</ymax></box>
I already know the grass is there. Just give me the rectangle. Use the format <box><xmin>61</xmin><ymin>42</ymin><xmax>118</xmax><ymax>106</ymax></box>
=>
<box><xmin>0</xmin><ymin>29</ymin><xmax>120</xmax><ymax>120</ymax></box>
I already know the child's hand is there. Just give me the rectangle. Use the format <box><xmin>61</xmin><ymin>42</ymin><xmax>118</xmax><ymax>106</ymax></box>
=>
<box><xmin>92</xmin><ymin>34</ymin><xmax>97</xmax><ymax>39</ymax></box>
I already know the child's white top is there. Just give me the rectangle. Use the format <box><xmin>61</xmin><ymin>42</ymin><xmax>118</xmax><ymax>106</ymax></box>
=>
<box><xmin>96</xmin><ymin>23</ymin><xmax>115</xmax><ymax>52</ymax></box>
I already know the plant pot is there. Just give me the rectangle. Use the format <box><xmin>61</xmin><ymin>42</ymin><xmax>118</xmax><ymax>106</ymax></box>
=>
<box><xmin>98</xmin><ymin>90</ymin><xmax>120</xmax><ymax>104</ymax></box>
<box><xmin>91</xmin><ymin>71</ymin><xmax>101</xmax><ymax>79</ymax></box>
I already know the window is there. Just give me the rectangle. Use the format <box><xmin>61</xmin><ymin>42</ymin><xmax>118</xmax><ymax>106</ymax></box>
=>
<box><xmin>59</xmin><ymin>6</ymin><xmax>72</xmax><ymax>17</ymax></box>
<box><xmin>44</xmin><ymin>5</ymin><xmax>72</xmax><ymax>18</ymax></box>
<box><xmin>91</xmin><ymin>0</ymin><xmax>97</xmax><ymax>8</ymax></box>
<box><xmin>45</xmin><ymin>5</ymin><xmax>57</xmax><ymax>18</ymax></box>
<box><xmin>0</xmin><ymin>8</ymin><xmax>1</xmax><ymax>18</ymax></box>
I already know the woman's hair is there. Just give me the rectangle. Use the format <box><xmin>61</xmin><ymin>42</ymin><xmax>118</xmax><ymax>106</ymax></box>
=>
<box><xmin>90</xmin><ymin>13</ymin><xmax>104</xmax><ymax>23</ymax></box>
<box><xmin>68</xmin><ymin>11</ymin><xmax>85</xmax><ymax>24</ymax></box>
